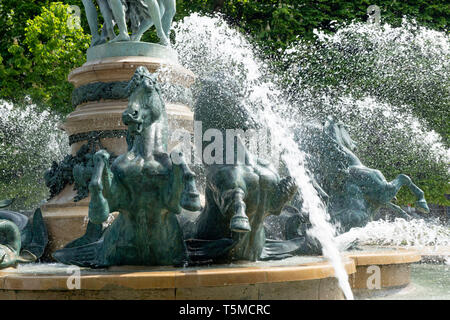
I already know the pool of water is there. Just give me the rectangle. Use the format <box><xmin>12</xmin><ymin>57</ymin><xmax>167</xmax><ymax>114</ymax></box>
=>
<box><xmin>365</xmin><ymin>263</ymin><xmax>450</xmax><ymax>300</ymax></box>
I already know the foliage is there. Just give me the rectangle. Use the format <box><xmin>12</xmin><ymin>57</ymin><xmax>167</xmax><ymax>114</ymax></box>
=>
<box><xmin>177</xmin><ymin>0</ymin><xmax>449</xmax><ymax>54</ymax></box>
<box><xmin>0</xmin><ymin>1</ymin><xmax>89</xmax><ymax>114</ymax></box>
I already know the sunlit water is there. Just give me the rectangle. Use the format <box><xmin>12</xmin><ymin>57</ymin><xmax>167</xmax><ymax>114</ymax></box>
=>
<box><xmin>0</xmin><ymin>100</ymin><xmax>68</xmax><ymax>209</ymax></box>
<box><xmin>4</xmin><ymin>256</ymin><xmax>324</xmax><ymax>275</ymax></box>
<box><xmin>172</xmin><ymin>13</ymin><xmax>354</xmax><ymax>299</ymax></box>
<box><xmin>337</xmin><ymin>218</ymin><xmax>450</xmax><ymax>249</ymax></box>
<box><xmin>171</xmin><ymin>14</ymin><xmax>450</xmax><ymax>299</ymax></box>
<box><xmin>281</xmin><ymin>19</ymin><xmax>449</xmax><ymax>178</ymax></box>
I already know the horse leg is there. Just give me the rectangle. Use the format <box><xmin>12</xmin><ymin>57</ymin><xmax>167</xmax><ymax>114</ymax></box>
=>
<box><xmin>169</xmin><ymin>151</ymin><xmax>201</xmax><ymax>212</ymax></box>
<box><xmin>268</xmin><ymin>176</ymin><xmax>298</xmax><ymax>215</ymax></box>
<box><xmin>222</xmin><ymin>188</ymin><xmax>251</xmax><ymax>233</ymax></box>
<box><xmin>391</xmin><ymin>174</ymin><xmax>429</xmax><ymax>213</ymax></box>
<box><xmin>385</xmin><ymin>202</ymin><xmax>411</xmax><ymax>220</ymax></box>
<box><xmin>88</xmin><ymin>150</ymin><xmax>111</xmax><ymax>224</ymax></box>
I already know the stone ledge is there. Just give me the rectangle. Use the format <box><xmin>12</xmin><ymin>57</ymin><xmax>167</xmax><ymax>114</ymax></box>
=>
<box><xmin>346</xmin><ymin>248</ymin><xmax>421</xmax><ymax>266</ymax></box>
<box><xmin>69</xmin><ymin>56</ymin><xmax>195</xmax><ymax>88</ymax></box>
<box><xmin>86</xmin><ymin>42</ymin><xmax>178</xmax><ymax>62</ymax></box>
<box><xmin>0</xmin><ymin>258</ymin><xmax>356</xmax><ymax>291</ymax></box>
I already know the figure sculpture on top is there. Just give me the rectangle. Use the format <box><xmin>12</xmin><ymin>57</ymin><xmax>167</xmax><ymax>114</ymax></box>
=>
<box><xmin>81</xmin><ymin>0</ymin><xmax>176</xmax><ymax>46</ymax></box>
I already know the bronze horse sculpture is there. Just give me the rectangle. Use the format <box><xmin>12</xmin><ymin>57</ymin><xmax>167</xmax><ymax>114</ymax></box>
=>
<box><xmin>182</xmin><ymin>75</ymin><xmax>299</xmax><ymax>262</ymax></box>
<box><xmin>295</xmin><ymin>116</ymin><xmax>430</xmax><ymax>233</ymax></box>
<box><xmin>53</xmin><ymin>67</ymin><xmax>201</xmax><ymax>267</ymax></box>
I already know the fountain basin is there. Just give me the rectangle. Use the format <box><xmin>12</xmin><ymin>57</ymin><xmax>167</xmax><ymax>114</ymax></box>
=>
<box><xmin>346</xmin><ymin>247</ymin><xmax>422</xmax><ymax>298</ymax></box>
<box><xmin>0</xmin><ymin>257</ymin><xmax>355</xmax><ymax>300</ymax></box>
<box><xmin>0</xmin><ymin>248</ymin><xmax>426</xmax><ymax>300</ymax></box>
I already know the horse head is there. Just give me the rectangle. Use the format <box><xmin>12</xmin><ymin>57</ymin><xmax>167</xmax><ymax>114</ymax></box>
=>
<box><xmin>122</xmin><ymin>66</ymin><xmax>168</xmax><ymax>151</ymax></box>
<box><xmin>323</xmin><ymin>116</ymin><xmax>357</xmax><ymax>152</ymax></box>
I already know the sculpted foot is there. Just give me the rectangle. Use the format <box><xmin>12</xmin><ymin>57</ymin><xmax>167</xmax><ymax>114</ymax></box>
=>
<box><xmin>230</xmin><ymin>215</ymin><xmax>251</xmax><ymax>233</ymax></box>
<box><xmin>131</xmin><ymin>33</ymin><xmax>144</xmax><ymax>42</ymax></box>
<box><xmin>110</xmin><ymin>33</ymin><xmax>131</xmax><ymax>43</ymax></box>
<box><xmin>229</xmin><ymin>190</ymin><xmax>251</xmax><ymax>233</ymax></box>
<box><xmin>91</xmin><ymin>36</ymin><xmax>104</xmax><ymax>47</ymax></box>
<box><xmin>159</xmin><ymin>36</ymin><xmax>170</xmax><ymax>46</ymax></box>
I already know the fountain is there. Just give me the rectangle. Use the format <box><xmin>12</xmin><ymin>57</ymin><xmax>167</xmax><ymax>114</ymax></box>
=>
<box><xmin>0</xmin><ymin>4</ymin><xmax>448</xmax><ymax>300</ymax></box>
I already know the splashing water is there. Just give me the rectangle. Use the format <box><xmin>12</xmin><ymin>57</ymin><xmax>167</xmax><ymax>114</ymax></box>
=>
<box><xmin>173</xmin><ymin>13</ymin><xmax>354</xmax><ymax>299</ymax></box>
<box><xmin>0</xmin><ymin>100</ymin><xmax>69</xmax><ymax>210</ymax></box>
<box><xmin>337</xmin><ymin>218</ymin><xmax>450</xmax><ymax>250</ymax></box>
<box><xmin>281</xmin><ymin>19</ymin><xmax>450</xmax><ymax>181</ymax></box>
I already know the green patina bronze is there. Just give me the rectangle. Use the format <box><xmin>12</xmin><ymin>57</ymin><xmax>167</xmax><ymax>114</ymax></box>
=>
<box><xmin>71</xmin><ymin>81</ymin><xmax>192</xmax><ymax>108</ymax></box>
<box><xmin>182</xmin><ymin>74</ymin><xmax>299</xmax><ymax>262</ymax></box>
<box><xmin>0</xmin><ymin>199</ymin><xmax>48</xmax><ymax>269</ymax></box>
<box><xmin>53</xmin><ymin>66</ymin><xmax>201</xmax><ymax>267</ymax></box>
<box><xmin>82</xmin><ymin>0</ymin><xmax>176</xmax><ymax>46</ymax></box>
<box><xmin>296</xmin><ymin>116</ymin><xmax>430</xmax><ymax>233</ymax></box>
<box><xmin>86</xmin><ymin>41</ymin><xmax>178</xmax><ymax>62</ymax></box>
<box><xmin>71</xmin><ymin>81</ymin><xmax>129</xmax><ymax>107</ymax></box>
<box><xmin>44</xmin><ymin>140</ymin><xmax>119</xmax><ymax>201</ymax></box>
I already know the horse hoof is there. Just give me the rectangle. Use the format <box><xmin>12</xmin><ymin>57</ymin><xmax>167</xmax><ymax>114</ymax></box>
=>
<box><xmin>415</xmin><ymin>199</ymin><xmax>430</xmax><ymax>213</ymax></box>
<box><xmin>181</xmin><ymin>192</ymin><xmax>202</xmax><ymax>212</ymax></box>
<box><xmin>230</xmin><ymin>216</ymin><xmax>251</xmax><ymax>233</ymax></box>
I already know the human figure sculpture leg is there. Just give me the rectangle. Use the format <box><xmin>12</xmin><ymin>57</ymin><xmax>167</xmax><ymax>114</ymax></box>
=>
<box><xmin>130</xmin><ymin>17</ymin><xmax>155</xmax><ymax>41</ymax></box>
<box><xmin>108</xmin><ymin>0</ymin><xmax>131</xmax><ymax>42</ymax></box>
<box><xmin>82</xmin><ymin>0</ymin><xmax>116</xmax><ymax>45</ymax></box>
<box><xmin>160</xmin><ymin>0</ymin><xmax>176</xmax><ymax>39</ymax></box>
<box><xmin>144</xmin><ymin>0</ymin><xmax>169</xmax><ymax>45</ymax></box>
<box><xmin>97</xmin><ymin>0</ymin><xmax>116</xmax><ymax>40</ymax></box>
<box><xmin>82</xmin><ymin>0</ymin><xmax>103</xmax><ymax>46</ymax></box>
<box><xmin>130</xmin><ymin>0</ymin><xmax>174</xmax><ymax>42</ymax></box>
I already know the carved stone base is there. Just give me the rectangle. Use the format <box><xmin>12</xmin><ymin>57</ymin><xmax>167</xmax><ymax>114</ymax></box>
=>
<box><xmin>63</xmin><ymin>100</ymin><xmax>194</xmax><ymax>155</ymax></box>
<box><xmin>40</xmin><ymin>185</ymin><xmax>89</xmax><ymax>256</ymax></box>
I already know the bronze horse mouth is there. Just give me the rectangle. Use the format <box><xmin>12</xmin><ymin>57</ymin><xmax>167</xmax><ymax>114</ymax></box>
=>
<box><xmin>122</xmin><ymin>109</ymin><xmax>144</xmax><ymax>135</ymax></box>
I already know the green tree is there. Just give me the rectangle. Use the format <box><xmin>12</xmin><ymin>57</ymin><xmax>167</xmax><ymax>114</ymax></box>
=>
<box><xmin>0</xmin><ymin>1</ymin><xmax>89</xmax><ymax>114</ymax></box>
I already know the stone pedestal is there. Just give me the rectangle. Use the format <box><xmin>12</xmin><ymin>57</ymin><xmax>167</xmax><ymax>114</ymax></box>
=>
<box><xmin>41</xmin><ymin>43</ymin><xmax>196</xmax><ymax>256</ymax></box>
